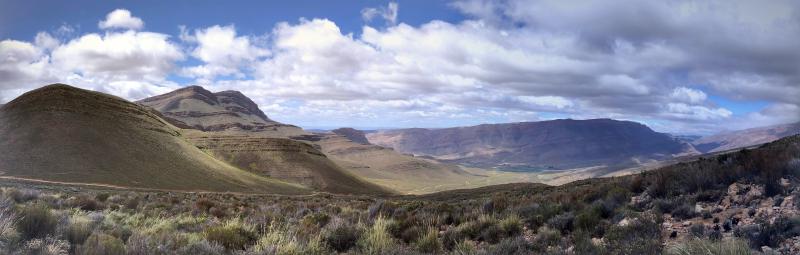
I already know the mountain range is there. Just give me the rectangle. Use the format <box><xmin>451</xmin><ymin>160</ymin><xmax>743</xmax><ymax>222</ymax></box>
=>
<box><xmin>692</xmin><ymin>122</ymin><xmax>800</xmax><ymax>153</ymax></box>
<box><xmin>1</xmin><ymin>83</ymin><xmax>797</xmax><ymax>195</ymax></box>
<box><xmin>366</xmin><ymin>119</ymin><xmax>695</xmax><ymax>170</ymax></box>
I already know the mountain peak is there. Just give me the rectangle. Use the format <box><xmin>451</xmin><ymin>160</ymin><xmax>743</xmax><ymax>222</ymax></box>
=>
<box><xmin>138</xmin><ymin>86</ymin><xmax>302</xmax><ymax>133</ymax></box>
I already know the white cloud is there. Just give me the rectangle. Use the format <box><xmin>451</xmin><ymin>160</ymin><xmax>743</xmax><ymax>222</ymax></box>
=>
<box><xmin>665</xmin><ymin>103</ymin><xmax>732</xmax><ymax>121</ymax></box>
<box><xmin>52</xmin><ymin>31</ymin><xmax>183</xmax><ymax>80</ymax></box>
<box><xmin>182</xmin><ymin>25</ymin><xmax>269</xmax><ymax>81</ymax></box>
<box><xmin>671</xmin><ymin>87</ymin><xmax>707</xmax><ymax>104</ymax></box>
<box><xmin>361</xmin><ymin>2</ymin><xmax>399</xmax><ymax>25</ymax></box>
<box><xmin>98</xmin><ymin>9</ymin><xmax>144</xmax><ymax>30</ymax></box>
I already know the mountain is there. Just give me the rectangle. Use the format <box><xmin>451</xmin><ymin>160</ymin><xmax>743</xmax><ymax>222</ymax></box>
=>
<box><xmin>0</xmin><ymin>84</ymin><xmax>308</xmax><ymax>194</ymax></box>
<box><xmin>137</xmin><ymin>86</ymin><xmax>304</xmax><ymax>136</ymax></box>
<box><xmin>312</xmin><ymin>132</ymin><xmax>538</xmax><ymax>194</ymax></box>
<box><xmin>693</xmin><ymin>122</ymin><xmax>800</xmax><ymax>153</ymax></box>
<box><xmin>367</xmin><ymin>119</ymin><xmax>692</xmax><ymax>170</ymax></box>
<box><xmin>140</xmin><ymin>86</ymin><xmax>389</xmax><ymax>194</ymax></box>
<box><xmin>331</xmin><ymin>127</ymin><xmax>370</xmax><ymax>144</ymax></box>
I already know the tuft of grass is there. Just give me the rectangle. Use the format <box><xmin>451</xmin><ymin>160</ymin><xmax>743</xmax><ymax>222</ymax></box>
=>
<box><xmin>666</xmin><ymin>238</ymin><xmax>751</xmax><ymax>255</ymax></box>
<box><xmin>323</xmin><ymin>219</ymin><xmax>362</xmax><ymax>252</ymax></box>
<box><xmin>204</xmin><ymin>218</ymin><xmax>257</xmax><ymax>250</ymax></box>
<box><xmin>16</xmin><ymin>203</ymin><xmax>57</xmax><ymax>240</ymax></box>
<box><xmin>358</xmin><ymin>216</ymin><xmax>396</xmax><ymax>255</ymax></box>
<box><xmin>500</xmin><ymin>214</ymin><xmax>523</xmax><ymax>237</ymax></box>
<box><xmin>415</xmin><ymin>227</ymin><xmax>441</xmax><ymax>253</ymax></box>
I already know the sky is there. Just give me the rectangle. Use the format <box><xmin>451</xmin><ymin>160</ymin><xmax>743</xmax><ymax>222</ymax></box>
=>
<box><xmin>0</xmin><ymin>0</ymin><xmax>798</xmax><ymax>134</ymax></box>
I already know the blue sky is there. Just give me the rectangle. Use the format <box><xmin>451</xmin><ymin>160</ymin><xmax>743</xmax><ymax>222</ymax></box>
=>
<box><xmin>1</xmin><ymin>0</ymin><xmax>798</xmax><ymax>134</ymax></box>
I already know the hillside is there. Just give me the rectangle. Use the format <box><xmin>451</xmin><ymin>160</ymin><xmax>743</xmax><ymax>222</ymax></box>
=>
<box><xmin>141</xmin><ymin>86</ymin><xmax>390</xmax><ymax>194</ymax></box>
<box><xmin>693</xmin><ymin>122</ymin><xmax>800</xmax><ymax>153</ymax></box>
<box><xmin>313</xmin><ymin>132</ymin><xmax>540</xmax><ymax>194</ymax></box>
<box><xmin>137</xmin><ymin>86</ymin><xmax>305</xmax><ymax>136</ymax></box>
<box><xmin>0</xmin><ymin>84</ymin><xmax>308</xmax><ymax>194</ymax></box>
<box><xmin>184</xmin><ymin>130</ymin><xmax>389</xmax><ymax>195</ymax></box>
<box><xmin>367</xmin><ymin>119</ymin><xmax>693</xmax><ymax>170</ymax></box>
<box><xmin>331</xmin><ymin>127</ymin><xmax>370</xmax><ymax>144</ymax></box>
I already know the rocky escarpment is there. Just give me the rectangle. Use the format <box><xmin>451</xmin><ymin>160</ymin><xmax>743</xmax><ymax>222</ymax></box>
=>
<box><xmin>137</xmin><ymin>86</ymin><xmax>303</xmax><ymax>134</ymax></box>
<box><xmin>368</xmin><ymin>119</ymin><xmax>693</xmax><ymax>170</ymax></box>
<box><xmin>331</xmin><ymin>127</ymin><xmax>370</xmax><ymax>144</ymax></box>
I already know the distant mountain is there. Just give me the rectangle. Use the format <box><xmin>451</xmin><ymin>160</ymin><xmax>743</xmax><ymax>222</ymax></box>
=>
<box><xmin>367</xmin><ymin>119</ymin><xmax>693</xmax><ymax>170</ymax></box>
<box><xmin>137</xmin><ymin>86</ymin><xmax>304</xmax><ymax>136</ymax></box>
<box><xmin>331</xmin><ymin>127</ymin><xmax>370</xmax><ymax>144</ymax></box>
<box><xmin>142</xmin><ymin>86</ymin><xmax>389</xmax><ymax>194</ymax></box>
<box><xmin>0</xmin><ymin>84</ymin><xmax>308</xmax><ymax>194</ymax></box>
<box><xmin>693</xmin><ymin>122</ymin><xmax>800</xmax><ymax>153</ymax></box>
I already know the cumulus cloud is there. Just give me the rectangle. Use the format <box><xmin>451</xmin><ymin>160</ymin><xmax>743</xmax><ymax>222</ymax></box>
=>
<box><xmin>361</xmin><ymin>2</ymin><xmax>399</xmax><ymax>25</ymax></box>
<box><xmin>182</xmin><ymin>25</ymin><xmax>269</xmax><ymax>81</ymax></box>
<box><xmin>671</xmin><ymin>87</ymin><xmax>707</xmax><ymax>104</ymax></box>
<box><xmin>98</xmin><ymin>9</ymin><xmax>144</xmax><ymax>30</ymax></box>
<box><xmin>1</xmin><ymin>2</ymin><xmax>798</xmax><ymax>134</ymax></box>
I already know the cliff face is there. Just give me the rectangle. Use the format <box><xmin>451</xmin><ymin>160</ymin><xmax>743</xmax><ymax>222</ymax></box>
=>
<box><xmin>137</xmin><ymin>86</ymin><xmax>302</xmax><ymax>134</ymax></box>
<box><xmin>331</xmin><ymin>127</ymin><xmax>370</xmax><ymax>144</ymax></box>
<box><xmin>368</xmin><ymin>119</ymin><xmax>691</xmax><ymax>169</ymax></box>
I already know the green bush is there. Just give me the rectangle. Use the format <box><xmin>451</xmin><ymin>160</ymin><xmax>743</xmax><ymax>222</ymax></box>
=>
<box><xmin>358</xmin><ymin>216</ymin><xmax>396</xmax><ymax>255</ymax></box>
<box><xmin>547</xmin><ymin>212</ymin><xmax>574</xmax><ymax>234</ymax></box>
<box><xmin>575</xmin><ymin>210</ymin><xmax>601</xmax><ymax>231</ymax></box>
<box><xmin>605</xmin><ymin>214</ymin><xmax>662</xmax><ymax>254</ymax></box>
<box><xmin>322</xmin><ymin>220</ymin><xmax>362</xmax><ymax>252</ymax></box>
<box><xmin>204</xmin><ymin>219</ymin><xmax>257</xmax><ymax>250</ymax></box>
<box><xmin>481</xmin><ymin>236</ymin><xmax>532</xmax><ymax>255</ymax></box>
<box><xmin>415</xmin><ymin>228</ymin><xmax>441</xmax><ymax>253</ymax></box>
<box><xmin>499</xmin><ymin>214</ymin><xmax>522</xmax><ymax>237</ymax></box>
<box><xmin>65</xmin><ymin>217</ymin><xmax>94</xmax><ymax>246</ymax></box>
<box><xmin>77</xmin><ymin>232</ymin><xmax>126</xmax><ymax>255</ymax></box>
<box><xmin>16</xmin><ymin>203</ymin><xmax>57</xmax><ymax>239</ymax></box>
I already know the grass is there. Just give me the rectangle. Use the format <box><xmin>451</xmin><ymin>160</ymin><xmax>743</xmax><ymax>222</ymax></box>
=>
<box><xmin>666</xmin><ymin>238</ymin><xmax>751</xmax><ymax>255</ymax></box>
<box><xmin>0</xmin><ymin>134</ymin><xmax>795</xmax><ymax>254</ymax></box>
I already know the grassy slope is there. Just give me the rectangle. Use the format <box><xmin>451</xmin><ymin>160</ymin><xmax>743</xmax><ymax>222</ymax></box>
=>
<box><xmin>0</xmin><ymin>84</ymin><xmax>308</xmax><ymax>194</ymax></box>
<box><xmin>184</xmin><ymin>130</ymin><xmax>392</xmax><ymax>195</ymax></box>
<box><xmin>316</xmin><ymin>134</ymin><xmax>541</xmax><ymax>194</ymax></box>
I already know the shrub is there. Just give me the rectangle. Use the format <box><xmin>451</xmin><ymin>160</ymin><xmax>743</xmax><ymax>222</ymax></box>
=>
<box><xmin>499</xmin><ymin>214</ymin><xmax>522</xmax><ymax>237</ymax></box>
<box><xmin>479</xmin><ymin>224</ymin><xmax>502</xmax><ymax>244</ymax></box>
<box><xmin>6</xmin><ymin>188</ymin><xmax>39</xmax><ymax>203</ymax></box>
<box><xmin>301</xmin><ymin>212</ymin><xmax>331</xmax><ymax>229</ymax></box>
<box><xmin>481</xmin><ymin>236</ymin><xmax>532</xmax><ymax>255</ymax></box>
<box><xmin>322</xmin><ymin>219</ymin><xmax>361</xmax><ymax>252</ymax></box>
<box><xmin>666</xmin><ymin>238</ymin><xmax>750</xmax><ymax>255</ymax></box>
<box><xmin>451</xmin><ymin>240</ymin><xmax>477</xmax><ymax>255</ymax></box>
<box><xmin>94</xmin><ymin>193</ymin><xmax>110</xmax><ymax>203</ymax></box>
<box><xmin>77</xmin><ymin>232</ymin><xmax>125</xmax><ymax>255</ymax></box>
<box><xmin>0</xmin><ymin>197</ymin><xmax>16</xmax><ymax>240</ymax></box>
<box><xmin>72</xmin><ymin>195</ymin><xmax>102</xmax><ymax>211</ymax></box>
<box><xmin>605</xmin><ymin>214</ymin><xmax>662</xmax><ymax>254</ymax></box>
<box><xmin>688</xmin><ymin>224</ymin><xmax>704</xmax><ymax>238</ymax></box>
<box><xmin>532</xmin><ymin>227</ymin><xmax>560</xmax><ymax>251</ymax></box>
<box><xmin>575</xmin><ymin>210</ymin><xmax>601</xmax><ymax>232</ymax></box>
<box><xmin>176</xmin><ymin>240</ymin><xmax>225</xmax><ymax>255</ymax></box>
<box><xmin>16</xmin><ymin>203</ymin><xmax>57</xmax><ymax>240</ymax></box>
<box><xmin>547</xmin><ymin>212</ymin><xmax>574</xmax><ymax>234</ymax></box>
<box><xmin>358</xmin><ymin>216</ymin><xmax>396</xmax><ymax>255</ymax></box>
<box><xmin>65</xmin><ymin>217</ymin><xmax>93</xmax><ymax>246</ymax></box>
<box><xmin>18</xmin><ymin>237</ymin><xmax>70</xmax><ymax>255</ymax></box>
<box><xmin>441</xmin><ymin>228</ymin><xmax>465</xmax><ymax>251</ymax></box>
<box><xmin>204</xmin><ymin>219</ymin><xmax>257</xmax><ymax>250</ymax></box>
<box><xmin>414</xmin><ymin>228</ymin><xmax>440</xmax><ymax>253</ymax></box>
<box><xmin>670</xmin><ymin>203</ymin><xmax>697</xmax><ymax>220</ymax></box>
